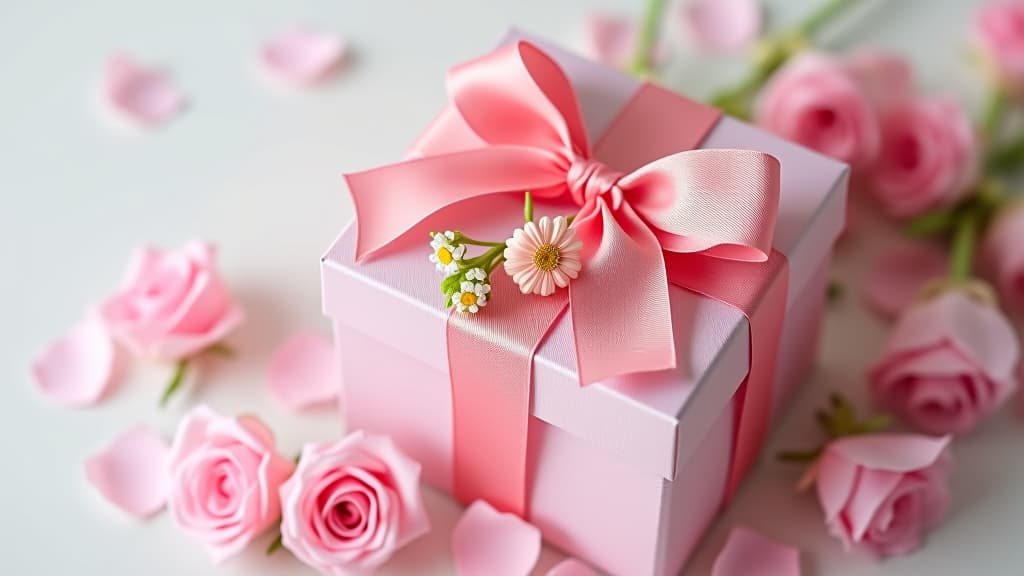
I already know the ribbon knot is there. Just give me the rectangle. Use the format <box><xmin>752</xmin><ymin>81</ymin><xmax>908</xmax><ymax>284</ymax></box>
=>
<box><xmin>567</xmin><ymin>156</ymin><xmax>624</xmax><ymax>209</ymax></box>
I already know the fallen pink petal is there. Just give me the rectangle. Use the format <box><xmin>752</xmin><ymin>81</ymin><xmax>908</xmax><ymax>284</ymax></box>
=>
<box><xmin>683</xmin><ymin>0</ymin><xmax>762</xmax><ymax>53</ymax></box>
<box><xmin>547</xmin><ymin>558</ymin><xmax>598</xmax><ymax>576</ymax></box>
<box><xmin>103</xmin><ymin>53</ymin><xmax>186</xmax><ymax>126</ymax></box>
<box><xmin>84</xmin><ymin>425</ymin><xmax>170</xmax><ymax>518</ymax></box>
<box><xmin>32</xmin><ymin>313</ymin><xmax>118</xmax><ymax>407</ymax></box>
<box><xmin>862</xmin><ymin>241</ymin><xmax>947</xmax><ymax>319</ymax></box>
<box><xmin>711</xmin><ymin>526</ymin><xmax>800</xmax><ymax>576</ymax></box>
<box><xmin>260</xmin><ymin>26</ymin><xmax>346</xmax><ymax>85</ymax></box>
<box><xmin>452</xmin><ymin>500</ymin><xmax>542</xmax><ymax>576</ymax></box>
<box><xmin>266</xmin><ymin>332</ymin><xmax>339</xmax><ymax>410</ymax></box>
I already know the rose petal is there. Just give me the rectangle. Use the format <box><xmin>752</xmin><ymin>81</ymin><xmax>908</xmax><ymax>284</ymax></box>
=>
<box><xmin>452</xmin><ymin>500</ymin><xmax>541</xmax><ymax>576</ymax></box>
<box><xmin>85</xmin><ymin>425</ymin><xmax>170</xmax><ymax>518</ymax></box>
<box><xmin>547</xmin><ymin>558</ymin><xmax>597</xmax><ymax>576</ymax></box>
<box><xmin>829</xmin><ymin>434</ymin><xmax>951</xmax><ymax>474</ymax></box>
<box><xmin>711</xmin><ymin>526</ymin><xmax>800</xmax><ymax>576</ymax></box>
<box><xmin>104</xmin><ymin>53</ymin><xmax>186</xmax><ymax>126</ymax></box>
<box><xmin>683</xmin><ymin>0</ymin><xmax>762</xmax><ymax>53</ymax></box>
<box><xmin>32</xmin><ymin>313</ymin><xmax>118</xmax><ymax>407</ymax></box>
<box><xmin>260</xmin><ymin>26</ymin><xmax>345</xmax><ymax>85</ymax></box>
<box><xmin>267</xmin><ymin>333</ymin><xmax>339</xmax><ymax>411</ymax></box>
<box><xmin>862</xmin><ymin>242</ymin><xmax>947</xmax><ymax>320</ymax></box>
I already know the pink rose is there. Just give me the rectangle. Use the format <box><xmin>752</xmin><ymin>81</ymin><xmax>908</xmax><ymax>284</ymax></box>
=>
<box><xmin>280</xmin><ymin>431</ymin><xmax>430</xmax><ymax>575</ymax></box>
<box><xmin>167</xmin><ymin>406</ymin><xmax>295</xmax><ymax>562</ymax></box>
<box><xmin>816</xmin><ymin>434</ymin><xmax>952</xmax><ymax>558</ymax></box>
<box><xmin>99</xmin><ymin>241</ymin><xmax>244</xmax><ymax>361</ymax></box>
<box><xmin>982</xmin><ymin>202</ymin><xmax>1024</xmax><ymax>308</ymax></box>
<box><xmin>974</xmin><ymin>2</ymin><xmax>1024</xmax><ymax>96</ymax></box>
<box><xmin>755</xmin><ymin>52</ymin><xmax>882</xmax><ymax>169</ymax></box>
<box><xmin>871</xmin><ymin>98</ymin><xmax>979</xmax><ymax>217</ymax></box>
<box><xmin>870</xmin><ymin>290</ymin><xmax>1020</xmax><ymax>434</ymax></box>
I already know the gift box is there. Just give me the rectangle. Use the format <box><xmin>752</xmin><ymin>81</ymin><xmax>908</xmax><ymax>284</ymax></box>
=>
<box><xmin>321</xmin><ymin>31</ymin><xmax>847</xmax><ymax>576</ymax></box>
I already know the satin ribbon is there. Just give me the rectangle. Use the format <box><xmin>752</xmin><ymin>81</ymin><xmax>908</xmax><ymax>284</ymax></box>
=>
<box><xmin>344</xmin><ymin>41</ymin><xmax>783</xmax><ymax>515</ymax></box>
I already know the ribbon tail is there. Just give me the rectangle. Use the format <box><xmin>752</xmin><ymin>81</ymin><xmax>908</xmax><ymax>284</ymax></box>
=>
<box><xmin>344</xmin><ymin>146</ymin><xmax>566</xmax><ymax>261</ymax></box>
<box><xmin>665</xmin><ymin>250</ymin><xmax>789</xmax><ymax>500</ymax></box>
<box><xmin>570</xmin><ymin>200</ymin><xmax>676</xmax><ymax>386</ymax></box>
<box><xmin>447</xmin><ymin>273</ymin><xmax>568</xmax><ymax>516</ymax></box>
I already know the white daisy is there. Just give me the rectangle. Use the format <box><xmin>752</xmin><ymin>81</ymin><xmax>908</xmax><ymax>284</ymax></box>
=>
<box><xmin>429</xmin><ymin>231</ymin><xmax>465</xmax><ymax>276</ymax></box>
<box><xmin>454</xmin><ymin>270</ymin><xmax>491</xmax><ymax>314</ymax></box>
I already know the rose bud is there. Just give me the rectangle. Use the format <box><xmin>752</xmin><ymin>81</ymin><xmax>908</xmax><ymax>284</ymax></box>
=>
<box><xmin>870</xmin><ymin>98</ymin><xmax>979</xmax><ymax>218</ymax></box>
<box><xmin>167</xmin><ymin>406</ymin><xmax>295</xmax><ymax>562</ymax></box>
<box><xmin>870</xmin><ymin>288</ymin><xmax>1020</xmax><ymax>434</ymax></box>
<box><xmin>816</xmin><ymin>434</ymin><xmax>952</xmax><ymax>558</ymax></box>
<box><xmin>973</xmin><ymin>2</ymin><xmax>1024</xmax><ymax>97</ymax></box>
<box><xmin>280</xmin><ymin>431</ymin><xmax>430</xmax><ymax>575</ymax></box>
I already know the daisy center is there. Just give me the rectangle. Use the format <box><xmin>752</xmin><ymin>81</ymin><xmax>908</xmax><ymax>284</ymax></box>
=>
<box><xmin>460</xmin><ymin>292</ymin><xmax>478</xmax><ymax>307</ymax></box>
<box><xmin>436</xmin><ymin>247</ymin><xmax>454</xmax><ymax>265</ymax></box>
<box><xmin>533</xmin><ymin>244</ymin><xmax>561</xmax><ymax>272</ymax></box>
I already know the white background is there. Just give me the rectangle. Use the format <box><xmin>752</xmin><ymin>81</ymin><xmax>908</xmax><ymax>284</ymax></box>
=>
<box><xmin>3</xmin><ymin>0</ymin><xmax>1021</xmax><ymax>574</ymax></box>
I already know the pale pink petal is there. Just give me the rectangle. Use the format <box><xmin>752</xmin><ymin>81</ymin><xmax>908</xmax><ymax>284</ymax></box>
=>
<box><xmin>32</xmin><ymin>313</ymin><xmax>118</xmax><ymax>407</ymax></box>
<box><xmin>267</xmin><ymin>333</ymin><xmax>339</xmax><ymax>411</ymax></box>
<box><xmin>84</xmin><ymin>425</ymin><xmax>169</xmax><ymax>518</ymax></box>
<box><xmin>830</xmin><ymin>434</ymin><xmax>951</xmax><ymax>473</ymax></box>
<box><xmin>547</xmin><ymin>558</ymin><xmax>597</xmax><ymax>576</ymax></box>
<box><xmin>684</xmin><ymin>0</ymin><xmax>762</xmax><ymax>53</ymax></box>
<box><xmin>584</xmin><ymin>13</ymin><xmax>636</xmax><ymax>68</ymax></box>
<box><xmin>104</xmin><ymin>53</ymin><xmax>186</xmax><ymax>126</ymax></box>
<box><xmin>711</xmin><ymin>526</ymin><xmax>800</xmax><ymax>576</ymax></box>
<box><xmin>862</xmin><ymin>242</ymin><xmax>947</xmax><ymax>320</ymax></box>
<box><xmin>260</xmin><ymin>26</ymin><xmax>345</xmax><ymax>85</ymax></box>
<box><xmin>452</xmin><ymin>500</ymin><xmax>541</xmax><ymax>576</ymax></box>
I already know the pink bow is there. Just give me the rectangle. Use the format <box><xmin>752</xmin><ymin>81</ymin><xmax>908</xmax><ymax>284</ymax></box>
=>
<box><xmin>345</xmin><ymin>41</ymin><xmax>780</xmax><ymax>386</ymax></box>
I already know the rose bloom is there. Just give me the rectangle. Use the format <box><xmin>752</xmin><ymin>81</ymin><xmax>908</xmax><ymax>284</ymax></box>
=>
<box><xmin>816</xmin><ymin>434</ymin><xmax>952</xmax><ymax>558</ymax></box>
<box><xmin>870</xmin><ymin>98</ymin><xmax>979</xmax><ymax>218</ymax></box>
<box><xmin>280</xmin><ymin>431</ymin><xmax>430</xmax><ymax>575</ymax></box>
<box><xmin>973</xmin><ymin>2</ymin><xmax>1024</xmax><ymax>96</ymax></box>
<box><xmin>167</xmin><ymin>406</ymin><xmax>295</xmax><ymax>562</ymax></box>
<box><xmin>982</xmin><ymin>202</ymin><xmax>1024</xmax><ymax>309</ymax></box>
<box><xmin>755</xmin><ymin>52</ymin><xmax>883</xmax><ymax>170</ymax></box>
<box><xmin>870</xmin><ymin>289</ymin><xmax>1020</xmax><ymax>434</ymax></box>
<box><xmin>99</xmin><ymin>241</ymin><xmax>245</xmax><ymax>361</ymax></box>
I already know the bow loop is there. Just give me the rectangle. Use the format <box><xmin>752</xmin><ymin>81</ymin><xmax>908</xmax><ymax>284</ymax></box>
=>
<box><xmin>447</xmin><ymin>42</ymin><xmax>590</xmax><ymax>158</ymax></box>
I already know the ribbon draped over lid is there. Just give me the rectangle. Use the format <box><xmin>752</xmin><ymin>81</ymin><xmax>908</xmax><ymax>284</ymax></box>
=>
<box><xmin>345</xmin><ymin>41</ymin><xmax>781</xmax><ymax>386</ymax></box>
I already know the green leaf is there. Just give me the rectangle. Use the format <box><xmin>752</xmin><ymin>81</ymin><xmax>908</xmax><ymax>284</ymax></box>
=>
<box><xmin>986</xmin><ymin>134</ymin><xmax>1024</xmax><ymax>173</ymax></box>
<box><xmin>441</xmin><ymin>274</ymin><xmax>461</xmax><ymax>295</ymax></box>
<box><xmin>159</xmin><ymin>359</ymin><xmax>189</xmax><ymax>408</ymax></box>
<box><xmin>855</xmin><ymin>413</ymin><xmax>893</xmax><ymax>435</ymax></box>
<box><xmin>266</xmin><ymin>534</ymin><xmax>284</xmax><ymax>556</ymax></box>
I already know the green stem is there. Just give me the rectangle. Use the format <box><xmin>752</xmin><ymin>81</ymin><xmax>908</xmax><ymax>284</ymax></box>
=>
<box><xmin>800</xmin><ymin>0</ymin><xmax>858</xmax><ymax>36</ymax></box>
<box><xmin>982</xmin><ymin>88</ymin><xmax>1008</xmax><ymax>146</ymax></box>
<box><xmin>949</xmin><ymin>208</ymin><xmax>981</xmax><ymax>282</ymax></box>
<box><xmin>463</xmin><ymin>244</ymin><xmax>507</xmax><ymax>269</ymax></box>
<box><xmin>629</xmin><ymin>0</ymin><xmax>667</xmax><ymax>76</ymax></box>
<box><xmin>524</xmin><ymin>191</ymin><xmax>534</xmax><ymax>222</ymax></box>
<box><xmin>159</xmin><ymin>359</ymin><xmax>189</xmax><ymax>407</ymax></box>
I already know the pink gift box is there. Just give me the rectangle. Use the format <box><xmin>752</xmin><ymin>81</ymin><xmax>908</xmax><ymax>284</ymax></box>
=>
<box><xmin>322</xmin><ymin>31</ymin><xmax>847</xmax><ymax>575</ymax></box>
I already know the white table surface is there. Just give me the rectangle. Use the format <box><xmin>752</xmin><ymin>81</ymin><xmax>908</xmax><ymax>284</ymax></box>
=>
<box><xmin>4</xmin><ymin>0</ymin><xmax>1022</xmax><ymax>574</ymax></box>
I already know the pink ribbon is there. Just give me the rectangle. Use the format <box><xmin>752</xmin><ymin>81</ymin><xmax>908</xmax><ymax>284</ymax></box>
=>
<box><xmin>344</xmin><ymin>41</ymin><xmax>782</xmax><ymax>515</ymax></box>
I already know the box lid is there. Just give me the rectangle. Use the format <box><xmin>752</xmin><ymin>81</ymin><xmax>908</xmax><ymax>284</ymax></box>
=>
<box><xmin>322</xmin><ymin>31</ymin><xmax>848</xmax><ymax>481</ymax></box>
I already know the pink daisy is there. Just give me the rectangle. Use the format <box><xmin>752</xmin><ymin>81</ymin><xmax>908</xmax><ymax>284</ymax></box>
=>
<box><xmin>503</xmin><ymin>216</ymin><xmax>583</xmax><ymax>296</ymax></box>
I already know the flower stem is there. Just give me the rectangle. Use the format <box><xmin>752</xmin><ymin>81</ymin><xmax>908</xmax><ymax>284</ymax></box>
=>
<box><xmin>629</xmin><ymin>0</ymin><xmax>667</xmax><ymax>77</ymax></box>
<box><xmin>709</xmin><ymin>0</ymin><xmax>860</xmax><ymax>118</ymax></box>
<box><xmin>800</xmin><ymin>0</ymin><xmax>859</xmax><ymax>36</ymax></box>
<box><xmin>455</xmin><ymin>234</ymin><xmax>505</xmax><ymax>247</ymax></box>
<box><xmin>159</xmin><ymin>359</ymin><xmax>189</xmax><ymax>408</ymax></box>
<box><xmin>524</xmin><ymin>191</ymin><xmax>534</xmax><ymax>222</ymax></box>
<box><xmin>949</xmin><ymin>207</ymin><xmax>981</xmax><ymax>282</ymax></box>
<box><xmin>981</xmin><ymin>88</ymin><xmax>1008</xmax><ymax>146</ymax></box>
